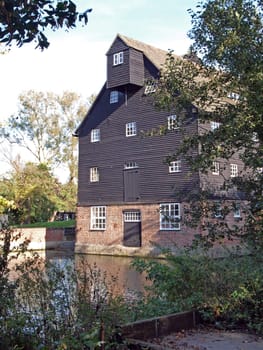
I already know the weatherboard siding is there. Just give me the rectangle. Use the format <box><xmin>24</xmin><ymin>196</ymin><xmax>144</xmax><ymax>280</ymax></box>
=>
<box><xmin>77</xmin><ymin>83</ymin><xmax>199</xmax><ymax>206</ymax></box>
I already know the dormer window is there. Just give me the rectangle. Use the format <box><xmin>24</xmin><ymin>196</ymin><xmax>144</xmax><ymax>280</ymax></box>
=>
<box><xmin>91</xmin><ymin>129</ymin><xmax>100</xmax><ymax>143</ymax></box>
<box><xmin>110</xmin><ymin>90</ymin><xmax>119</xmax><ymax>104</ymax></box>
<box><xmin>113</xmin><ymin>52</ymin><xmax>124</xmax><ymax>66</ymax></box>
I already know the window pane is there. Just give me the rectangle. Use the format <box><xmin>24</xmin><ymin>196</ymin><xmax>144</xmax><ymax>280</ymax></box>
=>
<box><xmin>110</xmin><ymin>91</ymin><xmax>118</xmax><ymax>104</ymax></box>
<box><xmin>126</xmin><ymin>122</ymin><xmax>137</xmax><ymax>136</ymax></box>
<box><xmin>167</xmin><ymin>115</ymin><xmax>179</xmax><ymax>130</ymax></box>
<box><xmin>160</xmin><ymin>203</ymin><xmax>180</xmax><ymax>230</ymax></box>
<box><xmin>91</xmin><ymin>129</ymin><xmax>100</xmax><ymax>142</ymax></box>
<box><xmin>91</xmin><ymin>206</ymin><xmax>106</xmax><ymax>230</ymax></box>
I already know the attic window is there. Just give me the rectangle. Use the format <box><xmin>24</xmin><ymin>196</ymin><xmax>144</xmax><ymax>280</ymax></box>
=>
<box><xmin>110</xmin><ymin>91</ymin><xmax>118</xmax><ymax>104</ymax></box>
<box><xmin>144</xmin><ymin>81</ymin><xmax>156</xmax><ymax>94</ymax></box>
<box><xmin>113</xmin><ymin>52</ymin><xmax>124</xmax><ymax>66</ymax></box>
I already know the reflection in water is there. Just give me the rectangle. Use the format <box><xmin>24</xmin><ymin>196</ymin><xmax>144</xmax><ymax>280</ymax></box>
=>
<box><xmin>45</xmin><ymin>251</ymin><xmax>148</xmax><ymax>297</ymax></box>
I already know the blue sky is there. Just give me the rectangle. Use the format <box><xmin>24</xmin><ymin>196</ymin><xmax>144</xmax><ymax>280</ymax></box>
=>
<box><xmin>0</xmin><ymin>0</ymin><xmax>199</xmax><ymax>176</ymax></box>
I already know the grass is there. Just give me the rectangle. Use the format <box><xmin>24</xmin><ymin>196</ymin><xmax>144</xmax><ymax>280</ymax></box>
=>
<box><xmin>13</xmin><ymin>219</ymin><xmax>75</xmax><ymax>229</ymax></box>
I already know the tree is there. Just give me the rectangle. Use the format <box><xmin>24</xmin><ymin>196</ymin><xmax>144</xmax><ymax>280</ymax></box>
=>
<box><xmin>0</xmin><ymin>162</ymin><xmax>70</xmax><ymax>223</ymax></box>
<box><xmin>154</xmin><ymin>0</ymin><xmax>263</xmax><ymax>250</ymax></box>
<box><xmin>3</xmin><ymin>90</ymin><xmax>88</xmax><ymax>183</ymax></box>
<box><xmin>0</xmin><ymin>0</ymin><xmax>92</xmax><ymax>49</ymax></box>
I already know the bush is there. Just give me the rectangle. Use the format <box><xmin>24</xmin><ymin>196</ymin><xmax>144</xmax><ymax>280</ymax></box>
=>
<box><xmin>132</xmin><ymin>249</ymin><xmax>263</xmax><ymax>334</ymax></box>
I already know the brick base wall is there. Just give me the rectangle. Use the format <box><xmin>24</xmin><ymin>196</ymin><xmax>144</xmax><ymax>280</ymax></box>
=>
<box><xmin>76</xmin><ymin>203</ymin><xmax>199</xmax><ymax>257</ymax></box>
<box><xmin>76</xmin><ymin>202</ymin><xmax>243</xmax><ymax>257</ymax></box>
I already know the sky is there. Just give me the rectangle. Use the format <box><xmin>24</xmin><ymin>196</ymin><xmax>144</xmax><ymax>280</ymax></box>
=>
<box><xmin>0</xmin><ymin>0</ymin><xmax>199</xmax><ymax>178</ymax></box>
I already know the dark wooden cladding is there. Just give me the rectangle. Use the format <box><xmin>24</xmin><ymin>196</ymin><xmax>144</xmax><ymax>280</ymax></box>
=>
<box><xmin>107</xmin><ymin>38</ymin><xmax>144</xmax><ymax>88</ymax></box>
<box><xmin>77</xmin><ymin>80</ymin><xmax>200</xmax><ymax>206</ymax></box>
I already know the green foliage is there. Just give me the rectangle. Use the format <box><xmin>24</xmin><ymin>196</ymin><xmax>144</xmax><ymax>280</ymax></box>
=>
<box><xmin>0</xmin><ymin>225</ymin><xmax>133</xmax><ymax>349</ymax></box>
<box><xmin>3</xmin><ymin>90</ymin><xmax>88</xmax><ymax>182</ymax></box>
<box><xmin>153</xmin><ymin>0</ymin><xmax>263</xmax><ymax>251</ymax></box>
<box><xmin>0</xmin><ymin>162</ymin><xmax>79</xmax><ymax>224</ymax></box>
<box><xmin>133</xmin><ymin>249</ymin><xmax>263</xmax><ymax>334</ymax></box>
<box><xmin>0</xmin><ymin>1</ymin><xmax>92</xmax><ymax>49</ymax></box>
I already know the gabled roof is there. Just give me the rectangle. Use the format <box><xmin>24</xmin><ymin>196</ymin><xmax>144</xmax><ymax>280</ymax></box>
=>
<box><xmin>115</xmin><ymin>33</ymin><xmax>181</xmax><ymax>69</ymax></box>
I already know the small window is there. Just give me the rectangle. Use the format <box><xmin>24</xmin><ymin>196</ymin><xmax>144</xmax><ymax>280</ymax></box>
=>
<box><xmin>91</xmin><ymin>129</ymin><xmax>100</xmax><ymax>143</ymax></box>
<box><xmin>212</xmin><ymin>161</ymin><xmax>220</xmax><ymax>175</ymax></box>
<box><xmin>227</xmin><ymin>92</ymin><xmax>240</xmax><ymax>100</ymax></box>
<box><xmin>124</xmin><ymin>211</ymin><xmax>141</xmax><ymax>222</ymax></box>
<box><xmin>169</xmin><ymin>160</ymin><xmax>181</xmax><ymax>173</ymax></box>
<box><xmin>233</xmin><ymin>203</ymin><xmax>241</xmax><ymax>218</ymax></box>
<box><xmin>211</xmin><ymin>121</ymin><xmax>221</xmax><ymax>131</ymax></box>
<box><xmin>167</xmin><ymin>115</ymin><xmax>179</xmax><ymax>130</ymax></box>
<box><xmin>90</xmin><ymin>206</ymin><xmax>106</xmax><ymax>230</ymax></box>
<box><xmin>90</xmin><ymin>167</ymin><xmax>99</xmax><ymax>182</ymax></box>
<box><xmin>113</xmin><ymin>51</ymin><xmax>124</xmax><ymax>66</ymax></box>
<box><xmin>144</xmin><ymin>81</ymin><xmax>156</xmax><ymax>94</ymax></box>
<box><xmin>160</xmin><ymin>203</ymin><xmax>180</xmax><ymax>230</ymax></box>
<box><xmin>126</xmin><ymin>122</ymin><xmax>137</xmax><ymax>137</ymax></box>
<box><xmin>110</xmin><ymin>91</ymin><xmax>118</xmax><ymax>104</ymax></box>
<box><xmin>124</xmin><ymin>161</ymin><xmax>138</xmax><ymax>169</ymax></box>
<box><xmin>230</xmin><ymin>164</ymin><xmax>238</xmax><ymax>177</ymax></box>
<box><xmin>214</xmin><ymin>203</ymin><xmax>223</xmax><ymax>218</ymax></box>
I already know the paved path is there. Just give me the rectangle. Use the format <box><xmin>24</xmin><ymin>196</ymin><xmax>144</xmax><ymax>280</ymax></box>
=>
<box><xmin>149</xmin><ymin>328</ymin><xmax>263</xmax><ymax>349</ymax></box>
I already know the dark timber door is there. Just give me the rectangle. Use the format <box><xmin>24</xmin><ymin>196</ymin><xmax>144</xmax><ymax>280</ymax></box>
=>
<box><xmin>123</xmin><ymin>211</ymin><xmax>141</xmax><ymax>247</ymax></box>
<box><xmin>123</xmin><ymin>169</ymin><xmax>140</xmax><ymax>202</ymax></box>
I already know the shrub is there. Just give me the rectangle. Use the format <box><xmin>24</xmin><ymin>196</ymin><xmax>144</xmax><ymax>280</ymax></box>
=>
<box><xmin>132</xmin><ymin>248</ymin><xmax>263</xmax><ymax>334</ymax></box>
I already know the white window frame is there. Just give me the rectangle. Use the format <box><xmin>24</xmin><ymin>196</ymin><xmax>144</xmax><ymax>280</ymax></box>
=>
<box><xmin>210</xmin><ymin>121</ymin><xmax>220</xmax><ymax>131</ymax></box>
<box><xmin>123</xmin><ymin>211</ymin><xmax>141</xmax><ymax>222</ymax></box>
<box><xmin>110</xmin><ymin>90</ymin><xmax>119</xmax><ymax>104</ymax></box>
<box><xmin>233</xmin><ymin>203</ymin><xmax>241</xmax><ymax>218</ymax></box>
<box><xmin>169</xmin><ymin>160</ymin><xmax>181</xmax><ymax>173</ymax></box>
<box><xmin>124</xmin><ymin>161</ymin><xmax>138</xmax><ymax>169</ymax></box>
<box><xmin>90</xmin><ymin>167</ymin><xmax>99</xmax><ymax>182</ymax></box>
<box><xmin>167</xmin><ymin>115</ymin><xmax>179</xmax><ymax>130</ymax></box>
<box><xmin>230</xmin><ymin>163</ymin><xmax>238</xmax><ymax>177</ymax></box>
<box><xmin>113</xmin><ymin>51</ymin><xmax>124</xmax><ymax>66</ymax></box>
<box><xmin>91</xmin><ymin>129</ymin><xmax>100</xmax><ymax>143</ymax></box>
<box><xmin>90</xmin><ymin>206</ymin><xmax>106</xmax><ymax>230</ymax></box>
<box><xmin>214</xmin><ymin>203</ymin><xmax>223</xmax><ymax>218</ymax></box>
<box><xmin>144</xmin><ymin>81</ymin><xmax>156</xmax><ymax>94</ymax></box>
<box><xmin>126</xmin><ymin>122</ymin><xmax>137</xmax><ymax>137</ymax></box>
<box><xmin>212</xmin><ymin>161</ymin><xmax>220</xmax><ymax>175</ymax></box>
<box><xmin>160</xmin><ymin>203</ymin><xmax>180</xmax><ymax>231</ymax></box>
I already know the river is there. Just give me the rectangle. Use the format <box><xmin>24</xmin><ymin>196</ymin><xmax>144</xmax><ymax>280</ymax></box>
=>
<box><xmin>45</xmin><ymin>250</ymin><xmax>148</xmax><ymax>297</ymax></box>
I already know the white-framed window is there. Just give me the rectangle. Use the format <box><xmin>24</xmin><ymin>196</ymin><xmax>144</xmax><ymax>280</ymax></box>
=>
<box><xmin>110</xmin><ymin>90</ymin><xmax>118</xmax><ymax>104</ymax></box>
<box><xmin>210</xmin><ymin>121</ymin><xmax>221</xmax><ymax>131</ymax></box>
<box><xmin>169</xmin><ymin>160</ymin><xmax>181</xmax><ymax>173</ymax></box>
<box><xmin>160</xmin><ymin>203</ymin><xmax>180</xmax><ymax>230</ymax></box>
<box><xmin>144</xmin><ymin>81</ymin><xmax>156</xmax><ymax>94</ymax></box>
<box><xmin>126</xmin><ymin>122</ymin><xmax>137</xmax><ymax>137</ymax></box>
<box><xmin>91</xmin><ymin>129</ymin><xmax>100</xmax><ymax>143</ymax></box>
<box><xmin>214</xmin><ymin>203</ymin><xmax>223</xmax><ymax>218</ymax></box>
<box><xmin>167</xmin><ymin>115</ymin><xmax>179</xmax><ymax>130</ymax></box>
<box><xmin>124</xmin><ymin>161</ymin><xmax>138</xmax><ymax>169</ymax></box>
<box><xmin>113</xmin><ymin>51</ymin><xmax>124</xmax><ymax>66</ymax></box>
<box><xmin>90</xmin><ymin>206</ymin><xmax>106</xmax><ymax>230</ymax></box>
<box><xmin>227</xmin><ymin>92</ymin><xmax>240</xmax><ymax>100</ymax></box>
<box><xmin>212</xmin><ymin>161</ymin><xmax>220</xmax><ymax>175</ymax></box>
<box><xmin>233</xmin><ymin>203</ymin><xmax>241</xmax><ymax>218</ymax></box>
<box><xmin>123</xmin><ymin>211</ymin><xmax>141</xmax><ymax>222</ymax></box>
<box><xmin>230</xmin><ymin>163</ymin><xmax>238</xmax><ymax>177</ymax></box>
<box><xmin>90</xmin><ymin>167</ymin><xmax>99</xmax><ymax>182</ymax></box>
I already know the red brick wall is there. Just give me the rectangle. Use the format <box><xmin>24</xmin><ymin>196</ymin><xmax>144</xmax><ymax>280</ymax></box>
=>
<box><xmin>76</xmin><ymin>203</ymin><xmax>197</xmax><ymax>251</ymax></box>
<box><xmin>76</xmin><ymin>202</ymin><xmax>244</xmax><ymax>256</ymax></box>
